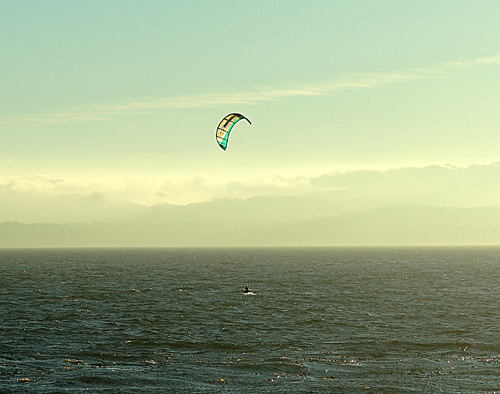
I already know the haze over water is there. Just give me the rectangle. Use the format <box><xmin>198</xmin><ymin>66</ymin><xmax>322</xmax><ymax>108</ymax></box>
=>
<box><xmin>1</xmin><ymin>247</ymin><xmax>499</xmax><ymax>393</ymax></box>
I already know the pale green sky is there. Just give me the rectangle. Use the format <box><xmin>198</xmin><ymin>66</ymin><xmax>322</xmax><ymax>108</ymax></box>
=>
<box><xmin>1</xmin><ymin>0</ymin><xmax>500</xmax><ymax>214</ymax></box>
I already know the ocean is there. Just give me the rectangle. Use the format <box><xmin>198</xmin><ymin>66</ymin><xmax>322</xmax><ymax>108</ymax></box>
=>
<box><xmin>1</xmin><ymin>247</ymin><xmax>499</xmax><ymax>393</ymax></box>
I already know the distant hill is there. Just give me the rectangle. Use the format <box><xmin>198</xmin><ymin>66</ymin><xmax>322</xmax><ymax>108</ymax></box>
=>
<box><xmin>1</xmin><ymin>199</ymin><xmax>500</xmax><ymax>247</ymax></box>
<box><xmin>132</xmin><ymin>195</ymin><xmax>346</xmax><ymax>224</ymax></box>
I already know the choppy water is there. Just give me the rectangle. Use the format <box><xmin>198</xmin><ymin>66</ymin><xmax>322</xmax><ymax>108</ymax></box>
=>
<box><xmin>1</xmin><ymin>247</ymin><xmax>500</xmax><ymax>393</ymax></box>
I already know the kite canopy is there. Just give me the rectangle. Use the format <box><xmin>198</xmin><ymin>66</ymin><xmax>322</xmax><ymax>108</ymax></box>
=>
<box><xmin>216</xmin><ymin>113</ymin><xmax>251</xmax><ymax>150</ymax></box>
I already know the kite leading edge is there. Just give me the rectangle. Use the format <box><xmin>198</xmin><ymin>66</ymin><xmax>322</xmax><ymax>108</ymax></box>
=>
<box><xmin>216</xmin><ymin>113</ymin><xmax>251</xmax><ymax>150</ymax></box>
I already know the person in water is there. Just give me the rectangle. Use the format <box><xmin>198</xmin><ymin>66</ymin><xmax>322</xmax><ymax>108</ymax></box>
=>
<box><xmin>244</xmin><ymin>285</ymin><xmax>249</xmax><ymax>293</ymax></box>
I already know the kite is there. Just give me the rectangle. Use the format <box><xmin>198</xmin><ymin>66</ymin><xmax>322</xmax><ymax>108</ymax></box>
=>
<box><xmin>215</xmin><ymin>113</ymin><xmax>251</xmax><ymax>150</ymax></box>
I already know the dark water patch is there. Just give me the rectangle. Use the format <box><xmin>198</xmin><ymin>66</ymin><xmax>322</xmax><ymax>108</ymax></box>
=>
<box><xmin>2</xmin><ymin>247</ymin><xmax>500</xmax><ymax>392</ymax></box>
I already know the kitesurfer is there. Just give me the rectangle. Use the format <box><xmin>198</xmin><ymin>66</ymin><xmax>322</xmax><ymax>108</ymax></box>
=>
<box><xmin>244</xmin><ymin>285</ymin><xmax>249</xmax><ymax>293</ymax></box>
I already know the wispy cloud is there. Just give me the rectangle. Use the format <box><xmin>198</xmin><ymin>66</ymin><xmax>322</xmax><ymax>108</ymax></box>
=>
<box><xmin>2</xmin><ymin>54</ymin><xmax>500</xmax><ymax>127</ymax></box>
<box><xmin>0</xmin><ymin>174</ymin><xmax>98</xmax><ymax>193</ymax></box>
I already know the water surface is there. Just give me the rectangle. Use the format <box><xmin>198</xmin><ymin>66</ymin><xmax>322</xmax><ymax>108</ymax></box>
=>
<box><xmin>1</xmin><ymin>247</ymin><xmax>499</xmax><ymax>393</ymax></box>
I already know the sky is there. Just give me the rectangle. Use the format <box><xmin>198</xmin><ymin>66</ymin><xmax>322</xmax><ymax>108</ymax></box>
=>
<box><xmin>1</xmin><ymin>0</ymin><xmax>500</xmax><ymax>221</ymax></box>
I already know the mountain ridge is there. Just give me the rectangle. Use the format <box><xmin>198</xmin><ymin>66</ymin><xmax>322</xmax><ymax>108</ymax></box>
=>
<box><xmin>1</xmin><ymin>201</ymin><xmax>499</xmax><ymax>247</ymax></box>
